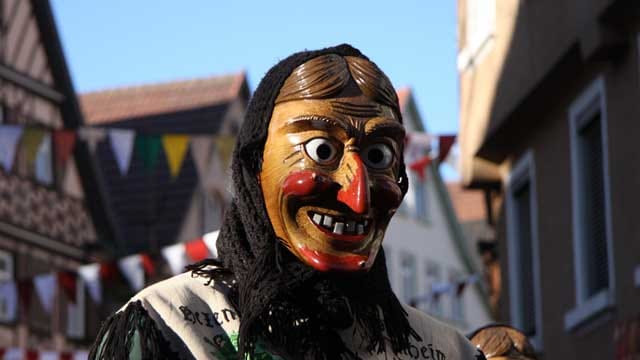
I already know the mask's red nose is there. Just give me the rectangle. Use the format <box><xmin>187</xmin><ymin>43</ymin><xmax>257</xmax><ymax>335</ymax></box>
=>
<box><xmin>337</xmin><ymin>153</ymin><xmax>369</xmax><ymax>214</ymax></box>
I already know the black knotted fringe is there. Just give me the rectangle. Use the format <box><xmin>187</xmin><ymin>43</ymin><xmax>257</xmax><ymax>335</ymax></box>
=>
<box><xmin>89</xmin><ymin>300</ymin><xmax>179</xmax><ymax>360</ymax></box>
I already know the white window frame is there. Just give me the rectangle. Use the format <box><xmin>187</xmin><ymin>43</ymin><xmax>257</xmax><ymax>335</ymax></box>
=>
<box><xmin>0</xmin><ymin>250</ymin><xmax>14</xmax><ymax>282</ymax></box>
<box><xmin>0</xmin><ymin>250</ymin><xmax>15</xmax><ymax>323</ymax></box>
<box><xmin>564</xmin><ymin>76</ymin><xmax>615</xmax><ymax>331</ymax></box>
<box><xmin>458</xmin><ymin>0</ymin><xmax>496</xmax><ymax>71</ymax></box>
<box><xmin>506</xmin><ymin>150</ymin><xmax>543</xmax><ymax>349</ymax></box>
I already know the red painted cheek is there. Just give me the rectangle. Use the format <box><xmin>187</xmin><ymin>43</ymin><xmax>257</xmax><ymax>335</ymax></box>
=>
<box><xmin>373</xmin><ymin>179</ymin><xmax>403</xmax><ymax>210</ymax></box>
<box><xmin>282</xmin><ymin>170</ymin><xmax>333</xmax><ymax>197</ymax></box>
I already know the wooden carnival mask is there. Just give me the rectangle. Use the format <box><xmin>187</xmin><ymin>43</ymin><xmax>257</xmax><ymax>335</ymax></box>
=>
<box><xmin>260</xmin><ymin>54</ymin><xmax>405</xmax><ymax>272</ymax></box>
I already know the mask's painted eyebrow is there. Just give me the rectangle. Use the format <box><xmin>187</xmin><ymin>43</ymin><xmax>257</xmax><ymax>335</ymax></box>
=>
<box><xmin>365</xmin><ymin>121</ymin><xmax>406</xmax><ymax>140</ymax></box>
<box><xmin>282</xmin><ymin>115</ymin><xmax>352</xmax><ymax>134</ymax></box>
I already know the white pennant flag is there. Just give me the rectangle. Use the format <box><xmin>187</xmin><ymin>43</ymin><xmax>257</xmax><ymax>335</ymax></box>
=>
<box><xmin>190</xmin><ymin>135</ymin><xmax>213</xmax><ymax>180</ymax></box>
<box><xmin>118</xmin><ymin>254</ymin><xmax>145</xmax><ymax>292</ymax></box>
<box><xmin>40</xmin><ymin>351</ymin><xmax>60</xmax><ymax>360</ymax></box>
<box><xmin>78</xmin><ymin>127</ymin><xmax>106</xmax><ymax>154</ymax></box>
<box><xmin>108</xmin><ymin>128</ymin><xmax>135</xmax><ymax>175</ymax></box>
<box><xmin>203</xmin><ymin>230</ymin><xmax>219</xmax><ymax>259</ymax></box>
<box><xmin>77</xmin><ymin>263</ymin><xmax>102</xmax><ymax>303</ymax></box>
<box><xmin>162</xmin><ymin>243</ymin><xmax>187</xmax><ymax>275</ymax></box>
<box><xmin>4</xmin><ymin>348</ymin><xmax>23</xmax><ymax>360</ymax></box>
<box><xmin>0</xmin><ymin>125</ymin><xmax>24</xmax><ymax>171</ymax></box>
<box><xmin>63</xmin><ymin>159</ymin><xmax>85</xmax><ymax>198</ymax></box>
<box><xmin>0</xmin><ymin>281</ymin><xmax>18</xmax><ymax>322</ymax></box>
<box><xmin>35</xmin><ymin>133</ymin><xmax>53</xmax><ymax>184</ymax></box>
<box><xmin>74</xmin><ymin>350</ymin><xmax>89</xmax><ymax>360</ymax></box>
<box><xmin>34</xmin><ymin>273</ymin><xmax>56</xmax><ymax>313</ymax></box>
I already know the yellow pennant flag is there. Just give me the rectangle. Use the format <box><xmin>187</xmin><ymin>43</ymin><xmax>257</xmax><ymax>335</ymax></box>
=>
<box><xmin>21</xmin><ymin>127</ymin><xmax>46</xmax><ymax>174</ymax></box>
<box><xmin>162</xmin><ymin>134</ymin><xmax>190</xmax><ymax>179</ymax></box>
<box><xmin>213</xmin><ymin>136</ymin><xmax>235</xmax><ymax>170</ymax></box>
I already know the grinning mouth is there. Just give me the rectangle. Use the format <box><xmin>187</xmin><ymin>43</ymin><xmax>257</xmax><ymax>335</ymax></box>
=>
<box><xmin>307</xmin><ymin>210</ymin><xmax>371</xmax><ymax>239</ymax></box>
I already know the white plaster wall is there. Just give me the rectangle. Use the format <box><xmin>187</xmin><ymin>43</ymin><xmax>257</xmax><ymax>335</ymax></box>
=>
<box><xmin>383</xmin><ymin>168</ymin><xmax>492</xmax><ymax>333</ymax></box>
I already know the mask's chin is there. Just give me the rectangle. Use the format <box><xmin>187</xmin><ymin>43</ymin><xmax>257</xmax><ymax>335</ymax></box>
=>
<box><xmin>281</xmin><ymin>203</ymin><xmax>384</xmax><ymax>272</ymax></box>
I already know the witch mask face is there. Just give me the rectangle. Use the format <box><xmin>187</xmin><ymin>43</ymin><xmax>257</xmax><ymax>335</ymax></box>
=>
<box><xmin>260</xmin><ymin>90</ymin><xmax>405</xmax><ymax>272</ymax></box>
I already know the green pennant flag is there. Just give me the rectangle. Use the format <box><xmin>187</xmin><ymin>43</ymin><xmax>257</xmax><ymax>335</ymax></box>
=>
<box><xmin>135</xmin><ymin>134</ymin><xmax>162</xmax><ymax>172</ymax></box>
<box><xmin>21</xmin><ymin>127</ymin><xmax>46</xmax><ymax>174</ymax></box>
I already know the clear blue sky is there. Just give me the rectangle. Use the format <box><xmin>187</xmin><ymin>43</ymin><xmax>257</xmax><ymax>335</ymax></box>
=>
<box><xmin>51</xmin><ymin>0</ymin><xmax>460</xmax><ymax>137</ymax></box>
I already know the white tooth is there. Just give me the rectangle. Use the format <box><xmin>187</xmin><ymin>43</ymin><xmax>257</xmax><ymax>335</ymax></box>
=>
<box><xmin>312</xmin><ymin>213</ymin><xmax>323</xmax><ymax>225</ymax></box>
<box><xmin>333</xmin><ymin>222</ymin><xmax>344</xmax><ymax>235</ymax></box>
<box><xmin>345</xmin><ymin>221</ymin><xmax>356</xmax><ymax>233</ymax></box>
<box><xmin>364</xmin><ymin>220</ymin><xmax>369</xmax><ymax>227</ymax></box>
<box><xmin>323</xmin><ymin>215</ymin><xmax>334</xmax><ymax>228</ymax></box>
<box><xmin>357</xmin><ymin>224</ymin><xmax>364</xmax><ymax>235</ymax></box>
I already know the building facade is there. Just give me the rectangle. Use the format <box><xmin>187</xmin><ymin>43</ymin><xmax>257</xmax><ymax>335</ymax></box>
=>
<box><xmin>384</xmin><ymin>88</ymin><xmax>492</xmax><ymax>334</ymax></box>
<box><xmin>458</xmin><ymin>0</ymin><xmax>640</xmax><ymax>358</ymax></box>
<box><xmin>0</xmin><ymin>0</ymin><xmax>114</xmax><ymax>352</ymax></box>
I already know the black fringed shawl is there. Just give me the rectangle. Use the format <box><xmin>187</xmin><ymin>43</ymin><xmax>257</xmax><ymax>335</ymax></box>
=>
<box><xmin>190</xmin><ymin>44</ymin><xmax>420</xmax><ymax>359</ymax></box>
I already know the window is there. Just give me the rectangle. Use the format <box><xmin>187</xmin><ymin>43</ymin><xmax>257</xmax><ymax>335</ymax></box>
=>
<box><xmin>0</xmin><ymin>250</ymin><xmax>14</xmax><ymax>282</ymax></box>
<box><xmin>67</xmin><ymin>277</ymin><xmax>86</xmax><ymax>339</ymax></box>
<box><xmin>565</xmin><ymin>76</ymin><xmax>614</xmax><ymax>331</ymax></box>
<box><xmin>506</xmin><ymin>151</ymin><xmax>543</xmax><ymax>348</ymax></box>
<box><xmin>424</xmin><ymin>260</ymin><xmax>442</xmax><ymax>316</ymax></box>
<box><xmin>458</xmin><ymin>0</ymin><xmax>496</xmax><ymax>70</ymax></box>
<box><xmin>401</xmin><ymin>254</ymin><xmax>417</xmax><ymax>305</ymax></box>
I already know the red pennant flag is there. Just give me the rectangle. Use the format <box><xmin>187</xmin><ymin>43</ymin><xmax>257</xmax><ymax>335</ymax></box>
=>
<box><xmin>58</xmin><ymin>271</ymin><xmax>77</xmax><ymax>304</ymax></box>
<box><xmin>18</xmin><ymin>279</ymin><xmax>33</xmax><ymax>312</ymax></box>
<box><xmin>408</xmin><ymin>156</ymin><xmax>432</xmax><ymax>181</ymax></box>
<box><xmin>185</xmin><ymin>238</ymin><xmax>209</xmax><ymax>262</ymax></box>
<box><xmin>26</xmin><ymin>349</ymin><xmax>38</xmax><ymax>360</ymax></box>
<box><xmin>100</xmin><ymin>261</ymin><xmax>118</xmax><ymax>281</ymax></box>
<box><xmin>0</xmin><ymin>347</ymin><xmax>5</xmax><ymax>358</ymax></box>
<box><xmin>437</xmin><ymin>135</ymin><xmax>456</xmax><ymax>164</ymax></box>
<box><xmin>60</xmin><ymin>352</ymin><xmax>73</xmax><ymax>360</ymax></box>
<box><xmin>140</xmin><ymin>253</ymin><xmax>156</xmax><ymax>277</ymax></box>
<box><xmin>53</xmin><ymin>130</ymin><xmax>77</xmax><ymax>168</ymax></box>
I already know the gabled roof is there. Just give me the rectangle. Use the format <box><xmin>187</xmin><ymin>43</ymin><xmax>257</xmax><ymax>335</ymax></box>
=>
<box><xmin>80</xmin><ymin>71</ymin><xmax>246</xmax><ymax>124</ymax></box>
<box><xmin>446</xmin><ymin>182</ymin><xmax>486</xmax><ymax>223</ymax></box>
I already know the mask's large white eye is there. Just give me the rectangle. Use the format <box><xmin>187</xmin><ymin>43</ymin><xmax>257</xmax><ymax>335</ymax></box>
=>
<box><xmin>362</xmin><ymin>143</ymin><xmax>394</xmax><ymax>169</ymax></box>
<box><xmin>304</xmin><ymin>138</ymin><xmax>338</xmax><ymax>164</ymax></box>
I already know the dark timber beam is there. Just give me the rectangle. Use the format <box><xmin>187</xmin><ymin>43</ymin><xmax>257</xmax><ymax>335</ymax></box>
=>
<box><xmin>0</xmin><ymin>221</ymin><xmax>85</xmax><ymax>259</ymax></box>
<box><xmin>0</xmin><ymin>62</ymin><xmax>64</xmax><ymax>103</ymax></box>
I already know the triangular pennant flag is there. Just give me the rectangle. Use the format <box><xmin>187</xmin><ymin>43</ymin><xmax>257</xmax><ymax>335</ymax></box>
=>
<box><xmin>437</xmin><ymin>135</ymin><xmax>456</xmax><ymax>164</ymax></box>
<box><xmin>203</xmin><ymin>230</ymin><xmax>219</xmax><ymax>259</ymax></box>
<box><xmin>213</xmin><ymin>136</ymin><xmax>235</xmax><ymax>170</ymax></box>
<box><xmin>0</xmin><ymin>125</ymin><xmax>23</xmax><ymax>171</ymax></box>
<box><xmin>53</xmin><ymin>130</ymin><xmax>77</xmax><ymax>168</ymax></box>
<box><xmin>21</xmin><ymin>127</ymin><xmax>46</xmax><ymax>173</ymax></box>
<box><xmin>161</xmin><ymin>243</ymin><xmax>187</xmax><ymax>275</ymax></box>
<box><xmin>5</xmin><ymin>348</ymin><xmax>23</xmax><ymax>360</ymax></box>
<box><xmin>408</xmin><ymin>155</ymin><xmax>432</xmax><ymax>181</ymax></box>
<box><xmin>109</xmin><ymin>129</ymin><xmax>135</xmax><ymax>175</ymax></box>
<box><xmin>78</xmin><ymin>127</ymin><xmax>106</xmax><ymax>154</ymax></box>
<box><xmin>118</xmin><ymin>254</ymin><xmax>145</xmax><ymax>292</ymax></box>
<box><xmin>73</xmin><ymin>350</ymin><xmax>89</xmax><ymax>360</ymax></box>
<box><xmin>62</xmin><ymin>159</ymin><xmax>84</xmax><ymax>198</ymax></box>
<box><xmin>140</xmin><ymin>254</ymin><xmax>156</xmax><ymax>277</ymax></box>
<box><xmin>162</xmin><ymin>134</ymin><xmax>190</xmax><ymax>179</ymax></box>
<box><xmin>135</xmin><ymin>134</ymin><xmax>162</xmax><ymax>172</ymax></box>
<box><xmin>77</xmin><ymin>263</ymin><xmax>102</xmax><ymax>304</ymax></box>
<box><xmin>35</xmin><ymin>133</ymin><xmax>53</xmax><ymax>184</ymax></box>
<box><xmin>0</xmin><ymin>281</ymin><xmax>18</xmax><ymax>322</ymax></box>
<box><xmin>190</xmin><ymin>135</ymin><xmax>214</xmax><ymax>180</ymax></box>
<box><xmin>17</xmin><ymin>279</ymin><xmax>33</xmax><ymax>312</ymax></box>
<box><xmin>33</xmin><ymin>273</ymin><xmax>56</xmax><ymax>313</ymax></box>
<box><xmin>26</xmin><ymin>350</ymin><xmax>38</xmax><ymax>360</ymax></box>
<box><xmin>58</xmin><ymin>271</ymin><xmax>77</xmax><ymax>303</ymax></box>
<box><xmin>60</xmin><ymin>352</ymin><xmax>73</xmax><ymax>360</ymax></box>
<box><xmin>185</xmin><ymin>238</ymin><xmax>209</xmax><ymax>262</ymax></box>
<box><xmin>40</xmin><ymin>351</ymin><xmax>60</xmax><ymax>360</ymax></box>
